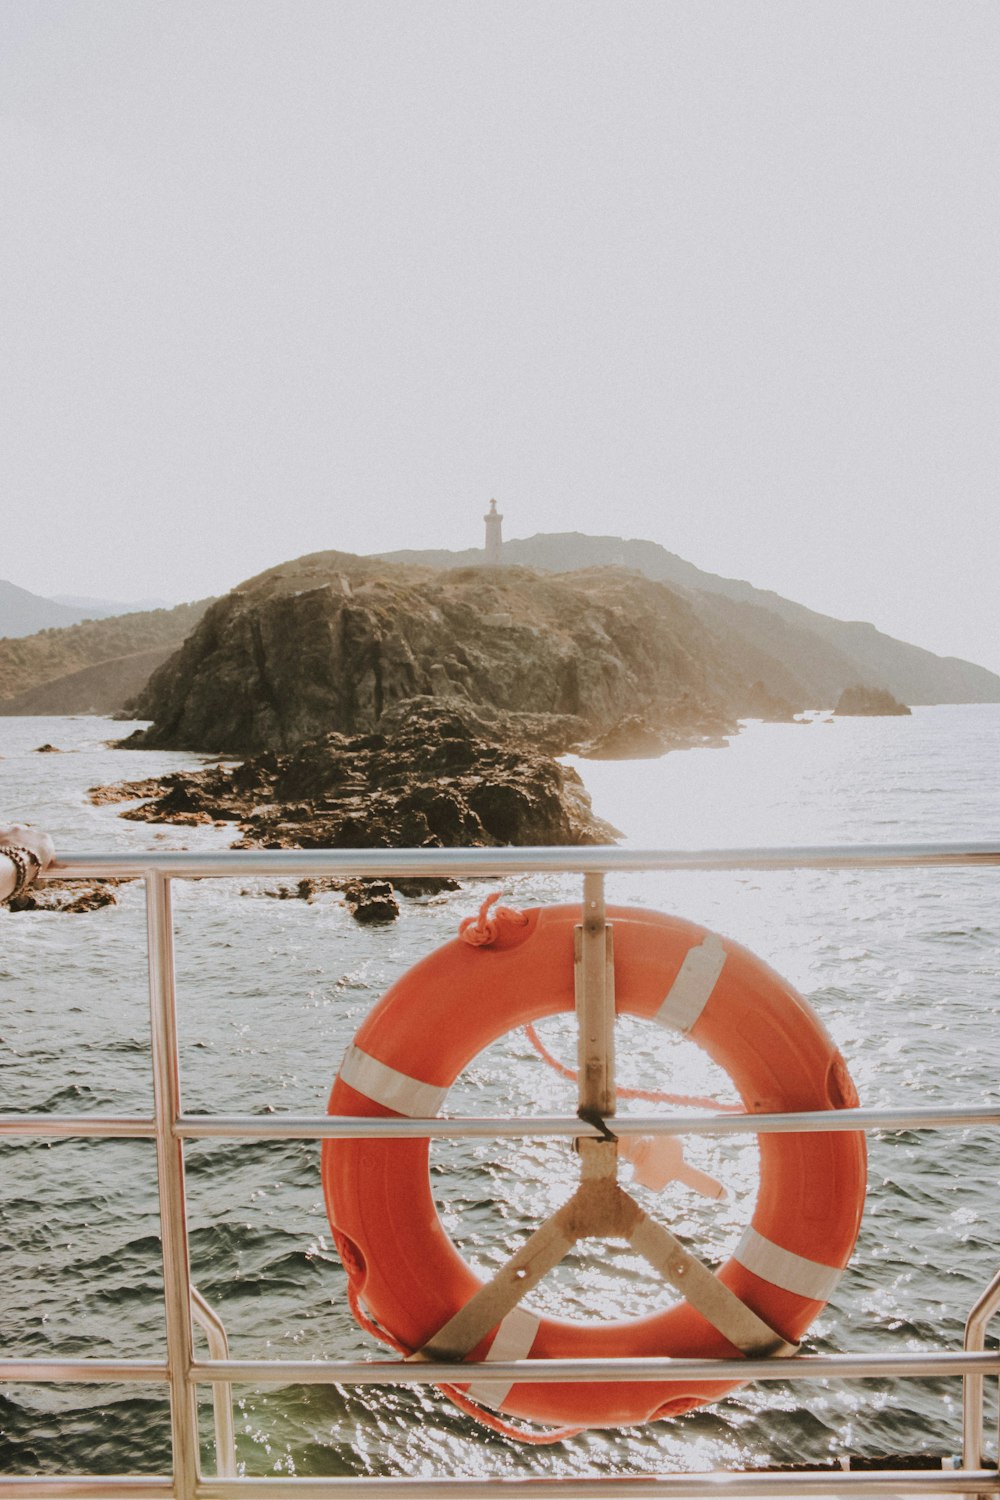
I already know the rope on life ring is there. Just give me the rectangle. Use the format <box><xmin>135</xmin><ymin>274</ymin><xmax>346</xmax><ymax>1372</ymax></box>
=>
<box><xmin>322</xmin><ymin>901</ymin><xmax>866</xmax><ymax>1436</ymax></box>
<box><xmin>461</xmin><ymin>892</ymin><xmax>742</xmax><ymax>1115</ymax></box>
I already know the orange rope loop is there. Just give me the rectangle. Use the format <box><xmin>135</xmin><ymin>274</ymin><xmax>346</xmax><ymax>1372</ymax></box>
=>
<box><xmin>523</xmin><ymin>1021</ymin><xmax>742</xmax><ymax>1112</ymax></box>
<box><xmin>459</xmin><ymin>890</ymin><xmax>530</xmax><ymax>948</ymax></box>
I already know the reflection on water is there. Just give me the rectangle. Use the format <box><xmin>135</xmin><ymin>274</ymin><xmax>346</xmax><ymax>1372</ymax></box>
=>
<box><xmin>1</xmin><ymin>708</ymin><xmax>999</xmax><ymax>1477</ymax></box>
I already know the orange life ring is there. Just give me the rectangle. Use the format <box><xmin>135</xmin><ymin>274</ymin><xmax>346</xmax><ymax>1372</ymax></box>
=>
<box><xmin>322</xmin><ymin>904</ymin><xmax>866</xmax><ymax>1429</ymax></box>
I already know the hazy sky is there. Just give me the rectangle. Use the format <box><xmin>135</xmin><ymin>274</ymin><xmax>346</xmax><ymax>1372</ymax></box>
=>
<box><xmin>2</xmin><ymin>2</ymin><xmax>998</xmax><ymax>671</ymax></box>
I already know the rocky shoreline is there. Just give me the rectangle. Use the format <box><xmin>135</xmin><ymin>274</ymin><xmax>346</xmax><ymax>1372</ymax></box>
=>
<box><xmin>75</xmin><ymin>553</ymin><xmax>917</xmax><ymax>924</ymax></box>
<box><xmin>89</xmin><ymin>551</ymin><xmax>782</xmax><ymax>926</ymax></box>
<box><xmin>91</xmin><ymin>701</ymin><xmax>623</xmax><ymax>922</ymax></box>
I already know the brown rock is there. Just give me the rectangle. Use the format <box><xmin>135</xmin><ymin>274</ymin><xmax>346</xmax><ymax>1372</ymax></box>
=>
<box><xmin>9</xmin><ymin>880</ymin><xmax>118</xmax><ymax>913</ymax></box>
<box><xmin>835</xmin><ymin>685</ymin><xmax>911</xmax><ymax>716</ymax></box>
<box><xmin>91</xmin><ymin>701</ymin><xmax>622</xmax><ymax>922</ymax></box>
<box><xmin>343</xmin><ymin>880</ymin><xmax>400</xmax><ymax>924</ymax></box>
<box><xmin>121</xmin><ymin>553</ymin><xmax>741</xmax><ymax>756</ymax></box>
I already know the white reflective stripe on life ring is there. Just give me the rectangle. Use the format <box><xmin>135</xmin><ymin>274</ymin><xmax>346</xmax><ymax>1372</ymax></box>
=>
<box><xmin>338</xmin><ymin>1044</ymin><xmax>449</xmax><ymax>1118</ymax></box>
<box><xmin>464</xmin><ymin>1306</ymin><xmax>540</xmax><ymax>1408</ymax></box>
<box><xmin>734</xmin><ymin>1226</ymin><xmax>843</xmax><ymax>1303</ymax></box>
<box><xmin>654</xmin><ymin>933</ymin><xmax>727</xmax><ymax>1034</ymax></box>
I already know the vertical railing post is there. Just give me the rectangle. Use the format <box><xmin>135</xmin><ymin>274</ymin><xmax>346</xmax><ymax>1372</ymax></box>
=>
<box><xmin>576</xmin><ymin>871</ymin><xmax>616</xmax><ymax>1122</ymax></box>
<box><xmin>147</xmin><ymin>870</ymin><xmax>199</xmax><ymax>1500</ymax></box>
<box><xmin>963</xmin><ymin>1266</ymin><xmax>1000</xmax><ymax>1499</ymax></box>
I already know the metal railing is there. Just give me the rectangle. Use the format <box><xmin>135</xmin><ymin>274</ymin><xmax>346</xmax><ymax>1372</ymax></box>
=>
<box><xmin>2</xmin><ymin>841</ymin><xmax>1000</xmax><ymax>1500</ymax></box>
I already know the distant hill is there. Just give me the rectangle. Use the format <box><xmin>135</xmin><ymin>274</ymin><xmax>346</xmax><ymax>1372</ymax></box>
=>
<box><xmin>0</xmin><ymin>647</ymin><xmax>178</xmax><ymax>716</ymax></box>
<box><xmin>0</xmin><ymin>600</ymin><xmax>214</xmax><ymax>712</ymax></box>
<box><xmin>50</xmin><ymin>593</ymin><xmax>174</xmax><ymax>619</ymax></box>
<box><xmin>0</xmin><ymin>579</ymin><xmax>91</xmax><ymax>637</ymax></box>
<box><xmin>375</xmin><ymin>533</ymin><xmax>1000</xmax><ymax>706</ymax></box>
<box><xmin>1</xmin><ymin>580</ymin><xmax>175</xmax><ymax>639</ymax></box>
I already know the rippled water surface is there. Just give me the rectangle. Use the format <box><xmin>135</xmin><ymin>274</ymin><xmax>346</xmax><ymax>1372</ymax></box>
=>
<box><xmin>2</xmin><ymin>707</ymin><xmax>999</xmax><ymax>1479</ymax></box>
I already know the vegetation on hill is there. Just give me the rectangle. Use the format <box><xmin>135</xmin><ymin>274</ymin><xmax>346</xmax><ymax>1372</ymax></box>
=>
<box><xmin>0</xmin><ymin>647</ymin><xmax>180</xmax><ymax>716</ymax></box>
<box><xmin>0</xmin><ymin>601</ymin><xmax>213</xmax><ymax>704</ymax></box>
<box><xmin>376</xmin><ymin>532</ymin><xmax>1000</xmax><ymax>706</ymax></box>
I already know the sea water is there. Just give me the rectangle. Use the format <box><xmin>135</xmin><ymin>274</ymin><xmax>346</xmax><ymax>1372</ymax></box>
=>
<box><xmin>1</xmin><ymin>706</ymin><xmax>999</xmax><ymax>1479</ymax></box>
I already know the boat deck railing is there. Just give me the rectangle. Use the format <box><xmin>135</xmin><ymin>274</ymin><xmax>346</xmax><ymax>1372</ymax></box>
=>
<box><xmin>3</xmin><ymin>841</ymin><xmax>1000</xmax><ymax>1500</ymax></box>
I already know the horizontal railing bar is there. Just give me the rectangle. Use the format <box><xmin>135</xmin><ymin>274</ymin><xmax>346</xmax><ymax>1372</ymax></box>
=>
<box><xmin>6</xmin><ymin>1350</ymin><xmax>1000</xmax><ymax>1391</ymax></box>
<box><xmin>4</xmin><ymin>1105</ymin><xmax>997</xmax><ymax>1143</ymax></box>
<box><xmin>39</xmin><ymin>841</ymin><xmax>1000</xmax><ymax>881</ymax></box>
<box><xmin>1</xmin><ymin>1476</ymin><xmax>995</xmax><ymax>1500</ymax></box>
<box><xmin>194</xmin><ymin>1471</ymin><xmax>1000</xmax><ymax>1498</ymax></box>
<box><xmin>174</xmin><ymin>1105</ymin><xmax>1000</xmax><ymax>1140</ymax></box>
<box><xmin>0</xmin><ymin>1359</ymin><xmax>169</xmax><ymax>1384</ymax></box>
<box><xmin>0</xmin><ymin>1115</ymin><xmax>157</xmax><ymax>1139</ymax></box>
<box><xmin>0</xmin><ymin>1483</ymin><xmax>175</xmax><ymax>1499</ymax></box>
<box><xmin>190</xmin><ymin>1351</ymin><xmax>1000</xmax><ymax>1386</ymax></box>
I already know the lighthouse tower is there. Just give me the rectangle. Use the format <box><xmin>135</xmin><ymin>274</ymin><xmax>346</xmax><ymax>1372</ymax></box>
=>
<box><xmin>483</xmin><ymin>498</ymin><xmax>503</xmax><ymax>566</ymax></box>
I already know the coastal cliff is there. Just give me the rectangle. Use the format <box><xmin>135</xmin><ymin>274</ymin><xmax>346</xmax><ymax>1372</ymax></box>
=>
<box><xmin>125</xmin><ymin>553</ymin><xmax>745</xmax><ymax>755</ymax></box>
<box><xmin>8</xmin><ymin>532</ymin><xmax>997</xmax><ymax>722</ymax></box>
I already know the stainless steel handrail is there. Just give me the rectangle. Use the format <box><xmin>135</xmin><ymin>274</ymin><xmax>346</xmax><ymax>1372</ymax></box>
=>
<box><xmin>191</xmin><ymin>1290</ymin><xmax>237</xmax><ymax>1479</ymax></box>
<box><xmin>3</xmin><ymin>1349</ymin><xmax>1000</xmax><ymax>1386</ymax></box>
<box><xmin>35</xmin><ymin>841</ymin><xmax>1000</xmax><ymax>879</ymax></box>
<box><xmin>4</xmin><ymin>841</ymin><xmax>1000</xmax><ymax>1500</ymax></box>
<box><xmin>1</xmin><ymin>1471</ymin><xmax>997</xmax><ymax>1499</ymax></box>
<box><xmin>5</xmin><ymin>1104</ymin><xmax>1000</xmax><ymax>1141</ymax></box>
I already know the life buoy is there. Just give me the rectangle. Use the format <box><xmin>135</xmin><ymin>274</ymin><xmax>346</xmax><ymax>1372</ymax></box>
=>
<box><xmin>322</xmin><ymin>904</ymin><xmax>866</xmax><ymax>1430</ymax></box>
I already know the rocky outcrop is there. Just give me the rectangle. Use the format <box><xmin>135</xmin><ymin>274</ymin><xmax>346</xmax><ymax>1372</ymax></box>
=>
<box><xmin>835</xmin><ymin>685</ymin><xmax>912</xmax><ymax>716</ymax></box>
<box><xmin>93</xmin><ymin>704</ymin><xmax>622</xmax><ymax>921</ymax></box>
<box><xmin>343</xmin><ymin>880</ymin><xmax>400</xmax><ymax>924</ymax></box>
<box><xmin>94</xmin><ymin>703</ymin><xmax>620</xmax><ymax>921</ymax></box>
<box><xmin>576</xmin><ymin>716</ymin><xmax>678</xmax><ymax>760</ymax></box>
<box><xmin>123</xmin><ymin>554</ymin><xmax>743</xmax><ymax>756</ymax></box>
<box><xmin>9</xmin><ymin>880</ymin><xmax>119</xmax><ymax>913</ymax></box>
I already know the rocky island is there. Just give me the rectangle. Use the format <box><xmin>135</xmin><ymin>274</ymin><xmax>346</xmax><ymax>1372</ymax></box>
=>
<box><xmin>122</xmin><ymin>552</ymin><xmax>746</xmax><ymax>755</ymax></box>
<box><xmin>87</xmin><ymin>550</ymin><xmax>922</xmax><ymax>920</ymax></box>
<box><xmin>92</xmin><ymin>551</ymin><xmax>757</xmax><ymax>916</ymax></box>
